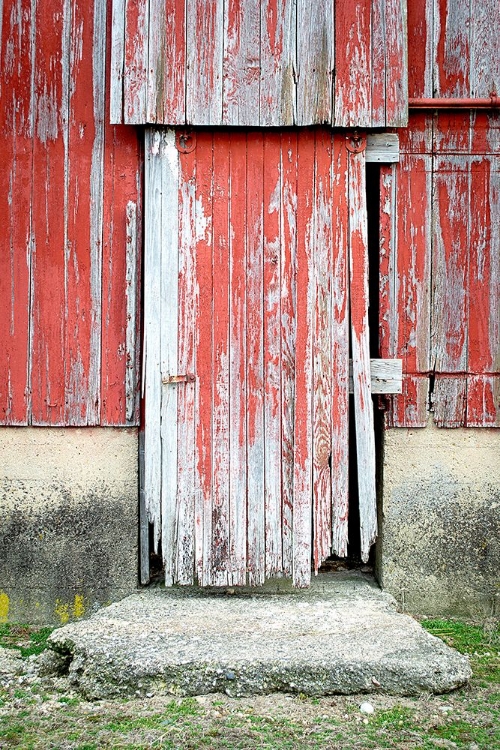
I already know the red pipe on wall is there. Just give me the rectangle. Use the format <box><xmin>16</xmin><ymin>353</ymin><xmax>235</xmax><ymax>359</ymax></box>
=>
<box><xmin>409</xmin><ymin>96</ymin><xmax>499</xmax><ymax>109</ymax></box>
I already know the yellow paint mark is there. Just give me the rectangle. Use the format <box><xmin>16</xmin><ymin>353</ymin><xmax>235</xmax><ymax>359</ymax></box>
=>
<box><xmin>73</xmin><ymin>594</ymin><xmax>85</xmax><ymax>619</ymax></box>
<box><xmin>0</xmin><ymin>592</ymin><xmax>9</xmax><ymax>622</ymax></box>
<box><xmin>55</xmin><ymin>600</ymin><xmax>70</xmax><ymax>625</ymax></box>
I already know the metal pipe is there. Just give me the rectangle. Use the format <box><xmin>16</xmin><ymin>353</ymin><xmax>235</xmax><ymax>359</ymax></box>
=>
<box><xmin>409</xmin><ymin>95</ymin><xmax>499</xmax><ymax>110</ymax></box>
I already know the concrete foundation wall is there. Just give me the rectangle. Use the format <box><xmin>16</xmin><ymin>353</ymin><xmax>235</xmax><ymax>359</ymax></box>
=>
<box><xmin>377</xmin><ymin>422</ymin><xmax>500</xmax><ymax>617</ymax></box>
<box><xmin>0</xmin><ymin>428</ymin><xmax>138</xmax><ymax>625</ymax></box>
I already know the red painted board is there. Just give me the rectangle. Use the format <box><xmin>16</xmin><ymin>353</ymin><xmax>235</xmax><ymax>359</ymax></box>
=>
<box><xmin>0</xmin><ymin>0</ymin><xmax>33</xmax><ymax>424</ymax></box>
<box><xmin>334</xmin><ymin>0</ymin><xmax>372</xmax><ymax>127</ymax></box>
<box><xmin>148</xmin><ymin>0</ymin><xmax>186</xmax><ymax>123</ymax></box>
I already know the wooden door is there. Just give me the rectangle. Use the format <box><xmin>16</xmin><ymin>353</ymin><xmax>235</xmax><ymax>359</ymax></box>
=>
<box><xmin>143</xmin><ymin>128</ymin><xmax>376</xmax><ymax>587</ymax></box>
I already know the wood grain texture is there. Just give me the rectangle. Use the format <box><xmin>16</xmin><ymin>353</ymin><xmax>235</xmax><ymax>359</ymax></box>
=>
<box><xmin>0</xmin><ymin>0</ymin><xmax>33</xmax><ymax>424</ymax></box>
<box><xmin>112</xmin><ymin>0</ymin><xmax>409</xmax><ymax>126</ymax></box>
<box><xmin>260</xmin><ymin>0</ymin><xmax>295</xmax><ymax>126</ymax></box>
<box><xmin>186</xmin><ymin>0</ymin><xmax>224</xmax><ymax>125</ymax></box>
<box><xmin>143</xmin><ymin>128</ymin><xmax>359</xmax><ymax>586</ymax></box>
<box><xmin>331</xmin><ymin>136</ymin><xmax>349</xmax><ymax>557</ymax></box>
<box><xmin>296</xmin><ymin>0</ymin><xmax>333</xmax><ymax>126</ymax></box>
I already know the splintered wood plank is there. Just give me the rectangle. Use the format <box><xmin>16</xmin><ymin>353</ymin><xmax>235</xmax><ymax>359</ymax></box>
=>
<box><xmin>433</xmin><ymin>0</ymin><xmax>470</xmax><ymax>97</ymax></box>
<box><xmin>292</xmin><ymin>128</ymin><xmax>315</xmax><ymax>587</ymax></box>
<box><xmin>263</xmin><ymin>131</ymin><xmax>283</xmax><ymax>578</ymax></box>
<box><xmin>210</xmin><ymin>131</ymin><xmax>231</xmax><ymax>586</ymax></box>
<box><xmin>143</xmin><ymin>129</ymin><xmax>169</xmax><ymax>551</ymax></box>
<box><xmin>280</xmin><ymin>130</ymin><xmax>298</xmax><ymax>576</ymax></box>
<box><xmin>246</xmin><ymin>131</ymin><xmax>265</xmax><ymax>586</ymax></box>
<box><xmin>0</xmin><ymin>0</ymin><xmax>33</xmax><ymax>424</ymax></box>
<box><xmin>348</xmin><ymin>148</ymin><xmax>376</xmax><ymax>563</ymax></box>
<box><xmin>160</xmin><ymin>130</ymin><xmax>180</xmax><ymax>584</ymax></box>
<box><xmin>186</xmin><ymin>0</ymin><xmax>224</xmax><ymax>125</ymax></box>
<box><xmin>147</xmin><ymin>0</ymin><xmax>185</xmax><ymax>123</ymax></box>
<box><xmin>431</xmin><ymin>155</ymin><xmax>469</xmax><ymax>425</ymax></box>
<box><xmin>383</xmin><ymin>0</ymin><xmax>408</xmax><ymax>126</ymax></box>
<box><xmin>123</xmin><ymin>0</ymin><xmax>148</xmax><ymax>122</ymax></box>
<box><xmin>222</xmin><ymin>0</ymin><xmax>260</xmax><ymax>125</ymax></box>
<box><xmin>30</xmin><ymin>0</ymin><xmax>67</xmax><ymax>424</ymax></box>
<box><xmin>296</xmin><ymin>0</ymin><xmax>333</xmax><ymax>125</ymax></box>
<box><xmin>334</xmin><ymin>0</ymin><xmax>372</xmax><ymax>127</ymax></box>
<box><xmin>175</xmin><ymin>141</ymin><xmax>197</xmax><ymax>585</ymax></box>
<box><xmin>193</xmin><ymin>131</ymin><xmax>215</xmax><ymax>586</ymax></box>
<box><xmin>432</xmin><ymin>375</ymin><xmax>467</xmax><ymax>427</ymax></box>
<box><xmin>331</xmin><ymin>135</ymin><xmax>349</xmax><ymax>556</ymax></box>
<box><xmin>228</xmin><ymin>132</ymin><xmax>247</xmax><ymax>585</ymax></box>
<box><xmin>260</xmin><ymin>0</ymin><xmax>295</xmax><ymax>126</ymax></box>
<box><xmin>64</xmin><ymin>0</ymin><xmax>105</xmax><ymax>425</ymax></box>
<box><xmin>312</xmin><ymin>130</ymin><xmax>334</xmax><ymax>571</ymax></box>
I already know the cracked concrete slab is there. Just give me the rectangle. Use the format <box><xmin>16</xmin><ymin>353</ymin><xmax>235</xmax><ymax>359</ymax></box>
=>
<box><xmin>47</xmin><ymin>572</ymin><xmax>471</xmax><ymax>700</ymax></box>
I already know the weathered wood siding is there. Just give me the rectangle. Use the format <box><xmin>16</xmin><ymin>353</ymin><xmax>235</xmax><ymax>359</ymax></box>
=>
<box><xmin>144</xmin><ymin>128</ymin><xmax>376</xmax><ymax>586</ymax></box>
<box><xmin>380</xmin><ymin>0</ymin><xmax>500</xmax><ymax>428</ymax></box>
<box><xmin>380</xmin><ymin>114</ymin><xmax>500</xmax><ymax>427</ymax></box>
<box><xmin>0</xmin><ymin>0</ymin><xmax>142</xmax><ymax>426</ymax></box>
<box><xmin>111</xmin><ymin>0</ymin><xmax>408</xmax><ymax>128</ymax></box>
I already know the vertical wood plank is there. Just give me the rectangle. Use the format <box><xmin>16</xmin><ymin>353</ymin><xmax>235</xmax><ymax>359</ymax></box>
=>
<box><xmin>470</xmin><ymin>0</ymin><xmax>500</xmax><ymax>98</ymax></box>
<box><xmin>370</xmin><ymin>0</ymin><xmax>386</xmax><ymax>128</ymax></box>
<box><xmin>0</xmin><ymin>0</ymin><xmax>33</xmax><ymax>424</ymax></box>
<box><xmin>123</xmin><ymin>0</ymin><xmax>148</xmax><ymax>123</ymax></box>
<box><xmin>263</xmin><ymin>131</ymin><xmax>283</xmax><ymax>578</ymax></box>
<box><xmin>331</xmin><ymin>135</ymin><xmax>350</xmax><ymax>556</ymax></box>
<box><xmin>222</xmin><ymin>0</ymin><xmax>260</xmax><ymax>125</ymax></box>
<box><xmin>260</xmin><ymin>0</ymin><xmax>295</xmax><ymax>126</ymax></box>
<box><xmin>228</xmin><ymin>131</ymin><xmax>248</xmax><ymax>585</ymax></box>
<box><xmin>348</xmin><ymin>148</ymin><xmax>377</xmax><ymax>563</ymax></box>
<box><xmin>186</xmin><ymin>0</ymin><xmax>224</xmax><ymax>125</ymax></box>
<box><xmin>101</xmin><ymin>123</ymin><xmax>142</xmax><ymax>426</ymax></box>
<box><xmin>30</xmin><ymin>0</ymin><xmax>68</xmax><ymax>425</ymax></box>
<box><xmin>159</xmin><ymin>130</ymin><xmax>180</xmax><ymax>584</ymax></box>
<box><xmin>296</xmin><ymin>0</ymin><xmax>333</xmax><ymax>125</ymax></box>
<box><xmin>383</xmin><ymin>0</ymin><xmax>408</xmax><ymax>126</ymax></box>
<box><xmin>407</xmin><ymin>0</ymin><xmax>433</xmax><ymax>97</ymax></box>
<box><xmin>433</xmin><ymin>0</ymin><xmax>470</xmax><ymax>97</ymax></box>
<box><xmin>175</xmin><ymin>141</ymin><xmax>197</xmax><ymax>584</ymax></box>
<box><xmin>210</xmin><ymin>131</ymin><xmax>231</xmax><ymax>586</ymax></box>
<box><xmin>64</xmin><ymin>0</ymin><xmax>105</xmax><ymax>425</ymax></box>
<box><xmin>246</xmin><ymin>131</ymin><xmax>265</xmax><ymax>586</ymax></box>
<box><xmin>147</xmin><ymin>0</ymin><xmax>186</xmax><ymax>123</ymax></box>
<box><xmin>279</xmin><ymin>130</ymin><xmax>298</xmax><ymax>576</ymax></box>
<box><xmin>292</xmin><ymin>128</ymin><xmax>315</xmax><ymax>586</ymax></box>
<box><xmin>110</xmin><ymin>0</ymin><xmax>125</xmax><ymax>122</ymax></box>
<box><xmin>334</xmin><ymin>0</ymin><xmax>372</xmax><ymax>127</ymax></box>
<box><xmin>312</xmin><ymin>130</ymin><xmax>334</xmax><ymax>571</ymax></box>
<box><xmin>431</xmin><ymin>155</ymin><xmax>469</xmax><ymax>425</ymax></box>
<box><xmin>467</xmin><ymin>376</ymin><xmax>500</xmax><ymax>427</ymax></box>
<box><xmin>193</xmin><ymin>131</ymin><xmax>215</xmax><ymax>586</ymax></box>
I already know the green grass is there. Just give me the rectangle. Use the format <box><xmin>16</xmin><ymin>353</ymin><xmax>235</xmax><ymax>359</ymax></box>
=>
<box><xmin>0</xmin><ymin>623</ymin><xmax>54</xmax><ymax>657</ymax></box>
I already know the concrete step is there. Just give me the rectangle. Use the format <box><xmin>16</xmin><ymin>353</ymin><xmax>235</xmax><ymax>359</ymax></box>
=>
<box><xmin>46</xmin><ymin>572</ymin><xmax>471</xmax><ymax>700</ymax></box>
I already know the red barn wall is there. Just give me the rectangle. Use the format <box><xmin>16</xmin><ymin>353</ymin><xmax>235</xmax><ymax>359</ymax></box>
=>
<box><xmin>0</xmin><ymin>0</ymin><xmax>142</xmax><ymax>427</ymax></box>
<box><xmin>380</xmin><ymin>0</ymin><xmax>500</xmax><ymax>428</ymax></box>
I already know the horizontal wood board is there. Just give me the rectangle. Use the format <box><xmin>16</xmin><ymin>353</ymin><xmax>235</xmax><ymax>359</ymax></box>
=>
<box><xmin>111</xmin><ymin>0</ymin><xmax>408</xmax><ymax>127</ymax></box>
<box><xmin>0</xmin><ymin>0</ymin><xmax>142</xmax><ymax>426</ymax></box>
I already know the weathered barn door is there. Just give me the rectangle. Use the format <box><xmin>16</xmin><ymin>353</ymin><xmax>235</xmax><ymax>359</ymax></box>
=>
<box><xmin>143</xmin><ymin>127</ymin><xmax>377</xmax><ymax>587</ymax></box>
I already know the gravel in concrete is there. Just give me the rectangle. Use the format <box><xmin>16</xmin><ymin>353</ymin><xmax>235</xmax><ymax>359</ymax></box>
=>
<box><xmin>47</xmin><ymin>572</ymin><xmax>471</xmax><ymax>699</ymax></box>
